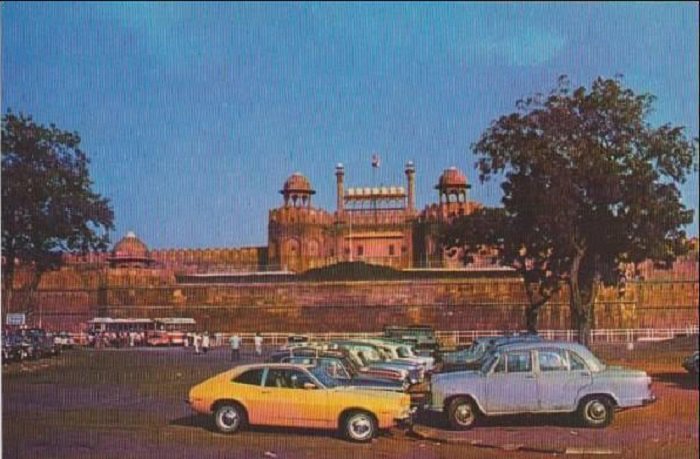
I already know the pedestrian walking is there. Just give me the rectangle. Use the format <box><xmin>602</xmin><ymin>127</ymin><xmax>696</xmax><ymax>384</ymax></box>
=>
<box><xmin>229</xmin><ymin>333</ymin><xmax>241</xmax><ymax>361</ymax></box>
<box><xmin>254</xmin><ymin>332</ymin><xmax>263</xmax><ymax>357</ymax></box>
<box><xmin>202</xmin><ymin>332</ymin><xmax>210</xmax><ymax>354</ymax></box>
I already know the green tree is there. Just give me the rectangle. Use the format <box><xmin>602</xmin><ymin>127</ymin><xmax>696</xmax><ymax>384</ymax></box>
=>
<box><xmin>442</xmin><ymin>207</ymin><xmax>560</xmax><ymax>333</ymax></box>
<box><xmin>470</xmin><ymin>76</ymin><xmax>697</xmax><ymax>345</ymax></box>
<box><xmin>2</xmin><ymin>111</ymin><xmax>114</xmax><ymax>319</ymax></box>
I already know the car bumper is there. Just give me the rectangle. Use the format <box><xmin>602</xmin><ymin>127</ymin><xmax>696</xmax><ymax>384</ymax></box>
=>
<box><xmin>394</xmin><ymin>407</ymin><xmax>417</xmax><ymax>429</ymax></box>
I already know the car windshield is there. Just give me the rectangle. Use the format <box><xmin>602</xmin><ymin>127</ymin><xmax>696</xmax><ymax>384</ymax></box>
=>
<box><xmin>340</xmin><ymin>357</ymin><xmax>359</xmax><ymax>376</ymax></box>
<box><xmin>480</xmin><ymin>352</ymin><xmax>499</xmax><ymax>373</ymax></box>
<box><xmin>309</xmin><ymin>366</ymin><xmax>338</xmax><ymax>388</ymax></box>
<box><xmin>358</xmin><ymin>348</ymin><xmax>382</xmax><ymax>362</ymax></box>
<box><xmin>396</xmin><ymin>346</ymin><xmax>413</xmax><ymax>358</ymax></box>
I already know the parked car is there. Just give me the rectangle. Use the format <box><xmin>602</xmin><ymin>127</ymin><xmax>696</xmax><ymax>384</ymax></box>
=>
<box><xmin>383</xmin><ymin>325</ymin><xmax>438</xmax><ymax>351</ymax></box>
<box><xmin>2</xmin><ymin>333</ymin><xmax>33</xmax><ymax>362</ymax></box>
<box><xmin>54</xmin><ymin>331</ymin><xmax>75</xmax><ymax>350</ymax></box>
<box><xmin>280</xmin><ymin>354</ymin><xmax>409</xmax><ymax>392</ymax></box>
<box><xmin>361</xmin><ymin>338</ymin><xmax>435</xmax><ymax>371</ymax></box>
<box><xmin>331</xmin><ymin>341</ymin><xmax>425</xmax><ymax>384</ymax></box>
<box><xmin>270</xmin><ymin>347</ymin><xmax>413</xmax><ymax>385</ymax></box>
<box><xmin>682</xmin><ymin>351</ymin><xmax>699</xmax><ymax>375</ymax></box>
<box><xmin>439</xmin><ymin>334</ymin><xmax>543</xmax><ymax>372</ymax></box>
<box><xmin>187</xmin><ymin>363</ymin><xmax>413</xmax><ymax>442</ymax></box>
<box><xmin>427</xmin><ymin>341</ymin><xmax>655</xmax><ymax>430</ymax></box>
<box><xmin>24</xmin><ymin>328</ymin><xmax>60</xmax><ymax>358</ymax></box>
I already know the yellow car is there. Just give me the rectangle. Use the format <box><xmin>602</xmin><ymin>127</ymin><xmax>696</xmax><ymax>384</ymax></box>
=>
<box><xmin>187</xmin><ymin>363</ymin><xmax>413</xmax><ymax>442</ymax></box>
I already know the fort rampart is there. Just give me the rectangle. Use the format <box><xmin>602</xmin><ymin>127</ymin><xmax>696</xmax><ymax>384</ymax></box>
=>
<box><xmin>3</xmin><ymin>267</ymin><xmax>697</xmax><ymax>333</ymax></box>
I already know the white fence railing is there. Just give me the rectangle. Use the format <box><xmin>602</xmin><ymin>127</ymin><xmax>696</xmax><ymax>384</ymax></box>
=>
<box><xmin>71</xmin><ymin>326</ymin><xmax>698</xmax><ymax>347</ymax></box>
<box><xmin>434</xmin><ymin>326</ymin><xmax>699</xmax><ymax>346</ymax></box>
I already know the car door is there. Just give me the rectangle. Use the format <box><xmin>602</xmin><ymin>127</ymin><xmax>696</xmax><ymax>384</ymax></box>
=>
<box><xmin>258</xmin><ymin>368</ymin><xmax>329</xmax><ymax>428</ymax></box>
<box><xmin>484</xmin><ymin>350</ymin><xmax>539</xmax><ymax>413</ymax></box>
<box><xmin>228</xmin><ymin>368</ymin><xmax>268</xmax><ymax>425</ymax></box>
<box><xmin>536</xmin><ymin>348</ymin><xmax>593</xmax><ymax>412</ymax></box>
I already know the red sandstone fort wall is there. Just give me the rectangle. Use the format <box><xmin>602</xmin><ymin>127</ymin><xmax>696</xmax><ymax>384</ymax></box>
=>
<box><xmin>3</xmin><ymin>274</ymin><xmax>697</xmax><ymax>333</ymax></box>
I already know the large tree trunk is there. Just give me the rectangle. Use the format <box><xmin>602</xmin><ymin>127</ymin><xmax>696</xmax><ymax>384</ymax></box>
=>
<box><xmin>523</xmin><ymin>281</ymin><xmax>550</xmax><ymax>334</ymax></box>
<box><xmin>569</xmin><ymin>248</ymin><xmax>600</xmax><ymax>347</ymax></box>
<box><xmin>2</xmin><ymin>248</ymin><xmax>16</xmax><ymax>313</ymax></box>
<box><xmin>569</xmin><ymin>249</ymin><xmax>590</xmax><ymax>346</ymax></box>
<box><xmin>17</xmin><ymin>268</ymin><xmax>44</xmax><ymax>328</ymax></box>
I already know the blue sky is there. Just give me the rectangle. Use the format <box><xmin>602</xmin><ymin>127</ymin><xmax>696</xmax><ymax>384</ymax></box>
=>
<box><xmin>3</xmin><ymin>2</ymin><xmax>698</xmax><ymax>249</ymax></box>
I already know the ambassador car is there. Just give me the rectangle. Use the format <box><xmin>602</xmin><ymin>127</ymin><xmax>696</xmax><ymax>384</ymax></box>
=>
<box><xmin>427</xmin><ymin>341</ymin><xmax>655</xmax><ymax>429</ymax></box>
<box><xmin>187</xmin><ymin>363</ymin><xmax>413</xmax><ymax>442</ymax></box>
<box><xmin>439</xmin><ymin>334</ymin><xmax>543</xmax><ymax>372</ymax></box>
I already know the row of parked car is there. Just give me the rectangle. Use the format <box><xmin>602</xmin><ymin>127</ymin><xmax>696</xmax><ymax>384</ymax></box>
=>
<box><xmin>1</xmin><ymin>328</ymin><xmax>74</xmax><ymax>363</ymax></box>
<box><xmin>187</xmin><ymin>331</ymin><xmax>661</xmax><ymax>442</ymax></box>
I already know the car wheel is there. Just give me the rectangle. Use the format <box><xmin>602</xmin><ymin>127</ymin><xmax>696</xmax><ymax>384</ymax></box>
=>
<box><xmin>213</xmin><ymin>403</ymin><xmax>246</xmax><ymax>434</ymax></box>
<box><xmin>578</xmin><ymin>396</ymin><xmax>614</xmax><ymax>428</ymax></box>
<box><xmin>447</xmin><ymin>397</ymin><xmax>478</xmax><ymax>430</ymax></box>
<box><xmin>342</xmin><ymin>410</ymin><xmax>377</xmax><ymax>443</ymax></box>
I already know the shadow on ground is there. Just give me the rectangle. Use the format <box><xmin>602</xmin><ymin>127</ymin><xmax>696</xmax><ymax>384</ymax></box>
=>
<box><xmin>169</xmin><ymin>414</ymin><xmax>345</xmax><ymax>440</ymax></box>
<box><xmin>653</xmin><ymin>372</ymin><xmax>699</xmax><ymax>391</ymax></box>
<box><xmin>416</xmin><ymin>409</ymin><xmax>580</xmax><ymax>430</ymax></box>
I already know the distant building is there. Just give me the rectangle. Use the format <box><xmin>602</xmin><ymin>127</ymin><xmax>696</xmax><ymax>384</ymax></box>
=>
<box><xmin>267</xmin><ymin>162</ymin><xmax>488</xmax><ymax>272</ymax></box>
<box><xmin>62</xmin><ymin>162</ymin><xmax>698</xmax><ymax>279</ymax></box>
<box><xmin>62</xmin><ymin>162</ymin><xmax>494</xmax><ymax>273</ymax></box>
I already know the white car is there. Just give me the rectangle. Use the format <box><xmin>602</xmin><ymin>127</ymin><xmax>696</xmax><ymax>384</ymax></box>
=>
<box><xmin>362</xmin><ymin>339</ymin><xmax>435</xmax><ymax>371</ymax></box>
<box><xmin>427</xmin><ymin>341</ymin><xmax>655</xmax><ymax>429</ymax></box>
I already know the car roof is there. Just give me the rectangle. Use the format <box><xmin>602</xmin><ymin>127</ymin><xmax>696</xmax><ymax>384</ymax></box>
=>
<box><xmin>491</xmin><ymin>334</ymin><xmax>542</xmax><ymax>345</ymax></box>
<box><xmin>233</xmin><ymin>363</ymin><xmax>315</xmax><ymax>372</ymax></box>
<box><xmin>492</xmin><ymin>340</ymin><xmax>588</xmax><ymax>353</ymax></box>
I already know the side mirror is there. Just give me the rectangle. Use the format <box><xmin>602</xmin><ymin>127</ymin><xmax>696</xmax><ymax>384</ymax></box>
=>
<box><xmin>303</xmin><ymin>382</ymin><xmax>317</xmax><ymax>390</ymax></box>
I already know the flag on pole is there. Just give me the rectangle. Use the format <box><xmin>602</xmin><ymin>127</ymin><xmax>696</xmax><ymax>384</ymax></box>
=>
<box><xmin>371</xmin><ymin>153</ymin><xmax>380</xmax><ymax>168</ymax></box>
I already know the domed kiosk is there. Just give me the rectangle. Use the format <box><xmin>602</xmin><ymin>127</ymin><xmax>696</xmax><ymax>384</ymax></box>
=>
<box><xmin>107</xmin><ymin>231</ymin><xmax>155</xmax><ymax>268</ymax></box>
<box><xmin>435</xmin><ymin>167</ymin><xmax>471</xmax><ymax>203</ymax></box>
<box><xmin>280</xmin><ymin>172</ymin><xmax>315</xmax><ymax>208</ymax></box>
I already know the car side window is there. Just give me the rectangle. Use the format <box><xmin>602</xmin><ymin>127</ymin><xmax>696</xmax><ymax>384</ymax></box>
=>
<box><xmin>506</xmin><ymin>351</ymin><xmax>532</xmax><ymax>373</ymax></box>
<box><xmin>264</xmin><ymin>369</ymin><xmax>315</xmax><ymax>389</ymax></box>
<box><xmin>286</xmin><ymin>369</ymin><xmax>315</xmax><ymax>389</ymax></box>
<box><xmin>568</xmin><ymin>351</ymin><xmax>588</xmax><ymax>370</ymax></box>
<box><xmin>233</xmin><ymin>369</ymin><xmax>264</xmax><ymax>386</ymax></box>
<box><xmin>264</xmin><ymin>369</ymin><xmax>288</xmax><ymax>388</ymax></box>
<box><xmin>538</xmin><ymin>349</ymin><xmax>568</xmax><ymax>372</ymax></box>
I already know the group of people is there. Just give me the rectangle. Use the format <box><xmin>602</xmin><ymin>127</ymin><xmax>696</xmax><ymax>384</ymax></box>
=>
<box><xmin>89</xmin><ymin>331</ymin><xmax>144</xmax><ymax>348</ymax></box>
<box><xmin>228</xmin><ymin>332</ymin><xmax>264</xmax><ymax>361</ymax></box>
<box><xmin>189</xmin><ymin>332</ymin><xmax>211</xmax><ymax>354</ymax></box>
<box><xmin>189</xmin><ymin>332</ymin><xmax>264</xmax><ymax>361</ymax></box>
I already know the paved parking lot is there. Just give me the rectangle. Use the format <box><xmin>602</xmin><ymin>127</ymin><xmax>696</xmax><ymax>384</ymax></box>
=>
<box><xmin>2</xmin><ymin>340</ymin><xmax>698</xmax><ymax>458</ymax></box>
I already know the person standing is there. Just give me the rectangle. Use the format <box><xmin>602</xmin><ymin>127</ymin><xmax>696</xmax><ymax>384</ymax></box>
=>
<box><xmin>254</xmin><ymin>332</ymin><xmax>263</xmax><ymax>357</ymax></box>
<box><xmin>202</xmin><ymin>332</ymin><xmax>210</xmax><ymax>354</ymax></box>
<box><xmin>229</xmin><ymin>333</ymin><xmax>241</xmax><ymax>362</ymax></box>
<box><xmin>194</xmin><ymin>333</ymin><xmax>201</xmax><ymax>355</ymax></box>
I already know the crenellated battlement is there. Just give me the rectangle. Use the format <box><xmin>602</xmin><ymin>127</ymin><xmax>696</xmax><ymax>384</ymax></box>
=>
<box><xmin>149</xmin><ymin>246</ymin><xmax>266</xmax><ymax>268</ymax></box>
<box><xmin>269</xmin><ymin>206</ymin><xmax>333</xmax><ymax>225</ymax></box>
<box><xmin>421</xmin><ymin>201</ymin><xmax>482</xmax><ymax>222</ymax></box>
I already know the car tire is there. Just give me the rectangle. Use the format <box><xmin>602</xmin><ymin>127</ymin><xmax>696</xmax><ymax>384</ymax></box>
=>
<box><xmin>342</xmin><ymin>410</ymin><xmax>377</xmax><ymax>443</ymax></box>
<box><xmin>447</xmin><ymin>397</ymin><xmax>479</xmax><ymax>430</ymax></box>
<box><xmin>578</xmin><ymin>396</ymin><xmax>614</xmax><ymax>428</ymax></box>
<box><xmin>213</xmin><ymin>403</ymin><xmax>246</xmax><ymax>434</ymax></box>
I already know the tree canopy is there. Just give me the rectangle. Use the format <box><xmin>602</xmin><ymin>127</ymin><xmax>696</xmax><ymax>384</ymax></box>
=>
<box><xmin>2</xmin><ymin>111</ymin><xmax>114</xmax><ymax>298</ymax></box>
<box><xmin>459</xmin><ymin>76</ymin><xmax>697</xmax><ymax>343</ymax></box>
